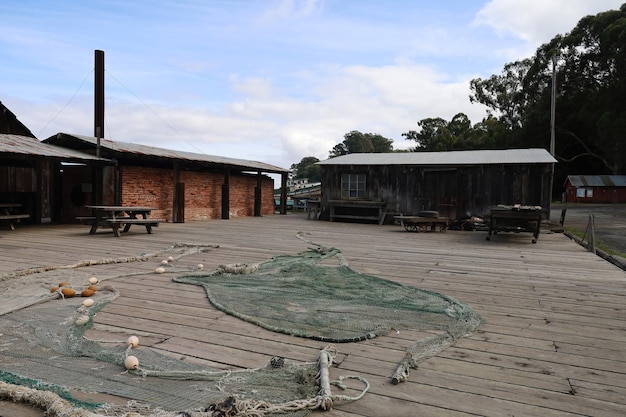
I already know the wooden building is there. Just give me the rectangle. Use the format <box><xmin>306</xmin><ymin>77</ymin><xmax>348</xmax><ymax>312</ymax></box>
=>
<box><xmin>2</xmin><ymin>101</ymin><xmax>290</xmax><ymax>225</ymax></box>
<box><xmin>0</xmin><ymin>134</ymin><xmax>113</xmax><ymax>225</ymax></box>
<box><xmin>0</xmin><ymin>100</ymin><xmax>36</xmax><ymax>138</ymax></box>
<box><xmin>1</xmin><ymin>101</ymin><xmax>113</xmax><ymax>224</ymax></box>
<box><xmin>316</xmin><ymin>148</ymin><xmax>556</xmax><ymax>223</ymax></box>
<box><xmin>44</xmin><ymin>133</ymin><xmax>289</xmax><ymax>223</ymax></box>
<box><xmin>563</xmin><ymin>175</ymin><xmax>626</xmax><ymax>203</ymax></box>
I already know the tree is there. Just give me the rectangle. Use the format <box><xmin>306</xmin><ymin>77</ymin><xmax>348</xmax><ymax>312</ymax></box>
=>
<box><xmin>290</xmin><ymin>156</ymin><xmax>321</xmax><ymax>182</ymax></box>
<box><xmin>468</xmin><ymin>114</ymin><xmax>509</xmax><ymax>149</ymax></box>
<box><xmin>402</xmin><ymin>113</ymin><xmax>503</xmax><ymax>151</ymax></box>
<box><xmin>402</xmin><ymin>117</ymin><xmax>451</xmax><ymax>151</ymax></box>
<box><xmin>469</xmin><ymin>4</ymin><xmax>626</xmax><ymax>174</ymax></box>
<box><xmin>469</xmin><ymin>59</ymin><xmax>533</xmax><ymax>131</ymax></box>
<box><xmin>329</xmin><ymin>131</ymin><xmax>394</xmax><ymax>157</ymax></box>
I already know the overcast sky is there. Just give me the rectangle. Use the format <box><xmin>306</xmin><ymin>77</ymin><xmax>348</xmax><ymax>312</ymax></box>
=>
<box><xmin>1</xmin><ymin>0</ymin><xmax>623</xmax><ymax>171</ymax></box>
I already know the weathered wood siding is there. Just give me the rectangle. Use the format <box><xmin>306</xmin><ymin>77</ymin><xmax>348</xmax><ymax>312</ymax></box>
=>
<box><xmin>0</xmin><ymin>160</ymin><xmax>54</xmax><ymax>223</ymax></box>
<box><xmin>320</xmin><ymin>162</ymin><xmax>552</xmax><ymax>220</ymax></box>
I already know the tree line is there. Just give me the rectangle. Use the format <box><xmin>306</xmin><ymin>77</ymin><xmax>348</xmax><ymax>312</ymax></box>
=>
<box><xmin>292</xmin><ymin>4</ymin><xmax>626</xmax><ymax>193</ymax></box>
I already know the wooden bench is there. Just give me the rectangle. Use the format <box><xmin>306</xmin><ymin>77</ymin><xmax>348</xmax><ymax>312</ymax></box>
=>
<box><xmin>0</xmin><ymin>213</ymin><xmax>31</xmax><ymax>230</ymax></box>
<box><xmin>106</xmin><ymin>217</ymin><xmax>165</xmax><ymax>237</ymax></box>
<box><xmin>75</xmin><ymin>216</ymin><xmax>97</xmax><ymax>223</ymax></box>
<box><xmin>328</xmin><ymin>200</ymin><xmax>386</xmax><ymax>225</ymax></box>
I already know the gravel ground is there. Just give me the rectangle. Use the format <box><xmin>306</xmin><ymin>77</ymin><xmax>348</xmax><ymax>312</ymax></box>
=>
<box><xmin>550</xmin><ymin>202</ymin><xmax>626</xmax><ymax>268</ymax></box>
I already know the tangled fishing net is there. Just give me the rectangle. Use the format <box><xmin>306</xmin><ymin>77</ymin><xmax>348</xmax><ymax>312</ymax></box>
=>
<box><xmin>0</xmin><ymin>235</ymin><xmax>482</xmax><ymax>416</ymax></box>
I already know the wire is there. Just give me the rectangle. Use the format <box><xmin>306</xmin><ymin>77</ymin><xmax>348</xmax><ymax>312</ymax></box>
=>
<box><xmin>36</xmin><ymin>66</ymin><xmax>209</xmax><ymax>156</ymax></box>
<box><xmin>37</xmin><ymin>69</ymin><xmax>93</xmax><ymax>138</ymax></box>
<box><xmin>105</xmin><ymin>70</ymin><xmax>208</xmax><ymax>155</ymax></box>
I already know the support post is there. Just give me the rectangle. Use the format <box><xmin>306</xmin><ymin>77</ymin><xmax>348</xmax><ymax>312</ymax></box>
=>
<box><xmin>587</xmin><ymin>214</ymin><xmax>596</xmax><ymax>254</ymax></box>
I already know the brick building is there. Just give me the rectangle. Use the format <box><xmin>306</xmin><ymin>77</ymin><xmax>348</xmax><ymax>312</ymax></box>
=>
<box><xmin>2</xmin><ymin>99</ymin><xmax>288</xmax><ymax>225</ymax></box>
<box><xmin>44</xmin><ymin>133</ymin><xmax>288</xmax><ymax>223</ymax></box>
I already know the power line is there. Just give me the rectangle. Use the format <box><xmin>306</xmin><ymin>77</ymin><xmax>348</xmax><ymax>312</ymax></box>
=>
<box><xmin>105</xmin><ymin>70</ymin><xmax>208</xmax><ymax>155</ymax></box>
<box><xmin>37</xmin><ymin>69</ymin><xmax>93</xmax><ymax>138</ymax></box>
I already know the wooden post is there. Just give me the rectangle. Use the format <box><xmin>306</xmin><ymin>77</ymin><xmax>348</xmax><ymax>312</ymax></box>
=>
<box><xmin>221</xmin><ymin>170</ymin><xmax>230</xmax><ymax>219</ymax></box>
<box><xmin>280</xmin><ymin>173</ymin><xmax>288</xmax><ymax>215</ymax></box>
<box><xmin>254</xmin><ymin>171</ymin><xmax>262</xmax><ymax>217</ymax></box>
<box><xmin>587</xmin><ymin>214</ymin><xmax>596</xmax><ymax>254</ymax></box>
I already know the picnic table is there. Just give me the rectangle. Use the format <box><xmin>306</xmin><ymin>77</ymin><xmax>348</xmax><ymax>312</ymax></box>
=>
<box><xmin>486</xmin><ymin>205</ymin><xmax>543</xmax><ymax>243</ymax></box>
<box><xmin>79</xmin><ymin>205</ymin><xmax>164</xmax><ymax>237</ymax></box>
<box><xmin>0</xmin><ymin>203</ymin><xmax>30</xmax><ymax>230</ymax></box>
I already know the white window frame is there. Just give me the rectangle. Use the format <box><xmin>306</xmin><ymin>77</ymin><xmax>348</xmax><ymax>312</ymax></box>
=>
<box><xmin>341</xmin><ymin>173</ymin><xmax>366</xmax><ymax>199</ymax></box>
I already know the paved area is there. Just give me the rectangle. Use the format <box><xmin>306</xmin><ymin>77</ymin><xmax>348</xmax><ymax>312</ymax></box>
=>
<box><xmin>551</xmin><ymin>203</ymin><xmax>626</xmax><ymax>267</ymax></box>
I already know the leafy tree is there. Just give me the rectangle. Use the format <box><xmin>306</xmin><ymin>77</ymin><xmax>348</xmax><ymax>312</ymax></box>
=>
<box><xmin>468</xmin><ymin>115</ymin><xmax>509</xmax><ymax>149</ymax></box>
<box><xmin>329</xmin><ymin>131</ymin><xmax>394</xmax><ymax>157</ymax></box>
<box><xmin>469</xmin><ymin>59</ymin><xmax>533</xmax><ymax>131</ymax></box>
<box><xmin>402</xmin><ymin>117</ymin><xmax>450</xmax><ymax>151</ymax></box>
<box><xmin>469</xmin><ymin>4</ymin><xmax>626</xmax><ymax>174</ymax></box>
<box><xmin>402</xmin><ymin>113</ymin><xmax>503</xmax><ymax>151</ymax></box>
<box><xmin>290</xmin><ymin>156</ymin><xmax>321</xmax><ymax>182</ymax></box>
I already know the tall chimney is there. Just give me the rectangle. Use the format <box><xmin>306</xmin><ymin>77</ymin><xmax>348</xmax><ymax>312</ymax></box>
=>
<box><xmin>94</xmin><ymin>50</ymin><xmax>105</xmax><ymax>143</ymax></box>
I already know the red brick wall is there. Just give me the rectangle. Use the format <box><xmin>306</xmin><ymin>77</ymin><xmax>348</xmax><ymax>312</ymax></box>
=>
<box><xmin>121</xmin><ymin>166</ymin><xmax>173</xmax><ymax>220</ymax></box>
<box><xmin>179</xmin><ymin>170</ymin><xmax>221</xmax><ymax>220</ymax></box>
<box><xmin>120</xmin><ymin>165</ymin><xmax>276</xmax><ymax>221</ymax></box>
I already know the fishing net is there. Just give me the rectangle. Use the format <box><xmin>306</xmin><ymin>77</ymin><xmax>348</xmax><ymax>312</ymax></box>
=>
<box><xmin>0</xmin><ymin>290</ymin><xmax>363</xmax><ymax>417</ymax></box>
<box><xmin>175</xmin><ymin>233</ymin><xmax>483</xmax><ymax>384</ymax></box>
<box><xmin>0</xmin><ymin>235</ymin><xmax>482</xmax><ymax>416</ymax></box>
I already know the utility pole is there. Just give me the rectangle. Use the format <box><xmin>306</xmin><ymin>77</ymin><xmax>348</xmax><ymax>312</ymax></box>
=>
<box><xmin>548</xmin><ymin>55</ymin><xmax>557</xmax><ymax>217</ymax></box>
<box><xmin>94</xmin><ymin>50</ymin><xmax>105</xmax><ymax>204</ymax></box>
<box><xmin>550</xmin><ymin>55</ymin><xmax>557</xmax><ymax>156</ymax></box>
<box><xmin>94</xmin><ymin>50</ymin><xmax>105</xmax><ymax>141</ymax></box>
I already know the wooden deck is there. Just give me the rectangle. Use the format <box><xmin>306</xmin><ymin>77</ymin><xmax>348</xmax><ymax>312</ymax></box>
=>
<box><xmin>1</xmin><ymin>213</ymin><xmax>625</xmax><ymax>416</ymax></box>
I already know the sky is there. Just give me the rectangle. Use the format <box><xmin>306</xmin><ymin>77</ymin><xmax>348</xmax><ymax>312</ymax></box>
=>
<box><xmin>1</xmin><ymin>0</ymin><xmax>624</xmax><ymax>173</ymax></box>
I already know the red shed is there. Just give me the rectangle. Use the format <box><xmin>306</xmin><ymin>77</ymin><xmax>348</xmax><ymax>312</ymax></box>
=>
<box><xmin>563</xmin><ymin>175</ymin><xmax>626</xmax><ymax>203</ymax></box>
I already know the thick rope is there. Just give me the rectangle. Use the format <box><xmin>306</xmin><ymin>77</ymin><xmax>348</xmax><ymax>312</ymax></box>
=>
<box><xmin>0</xmin><ymin>381</ymin><xmax>102</xmax><ymax>417</ymax></box>
<box><xmin>0</xmin><ymin>242</ymin><xmax>219</xmax><ymax>283</ymax></box>
<box><xmin>0</xmin><ymin>345</ymin><xmax>369</xmax><ymax>417</ymax></box>
<box><xmin>0</xmin><ymin>237</ymin><xmax>381</xmax><ymax>416</ymax></box>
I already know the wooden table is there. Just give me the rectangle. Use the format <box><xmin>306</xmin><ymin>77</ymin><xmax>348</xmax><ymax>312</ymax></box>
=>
<box><xmin>0</xmin><ymin>203</ymin><xmax>30</xmax><ymax>231</ymax></box>
<box><xmin>486</xmin><ymin>205</ymin><xmax>543</xmax><ymax>243</ymax></box>
<box><xmin>81</xmin><ymin>205</ymin><xmax>163</xmax><ymax>237</ymax></box>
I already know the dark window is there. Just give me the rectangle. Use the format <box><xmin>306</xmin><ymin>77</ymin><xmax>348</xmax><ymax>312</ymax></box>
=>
<box><xmin>341</xmin><ymin>174</ymin><xmax>366</xmax><ymax>199</ymax></box>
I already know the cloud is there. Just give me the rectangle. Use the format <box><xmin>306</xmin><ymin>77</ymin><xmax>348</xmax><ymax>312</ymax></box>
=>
<box><xmin>8</xmin><ymin>0</ymin><xmax>620</xmax><ymax>174</ymax></box>
<box><xmin>8</xmin><ymin>55</ymin><xmax>491</xmax><ymax>170</ymax></box>
<box><xmin>260</xmin><ymin>0</ymin><xmax>323</xmax><ymax>21</ymax></box>
<box><xmin>474</xmin><ymin>0</ymin><xmax>624</xmax><ymax>46</ymax></box>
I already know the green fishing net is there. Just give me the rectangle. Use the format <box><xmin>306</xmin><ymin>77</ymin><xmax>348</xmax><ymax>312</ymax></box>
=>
<box><xmin>0</xmin><ymin>238</ymin><xmax>482</xmax><ymax>416</ymax></box>
<box><xmin>175</xmin><ymin>248</ymin><xmax>482</xmax><ymax>344</ymax></box>
<box><xmin>174</xmin><ymin>235</ymin><xmax>483</xmax><ymax>385</ymax></box>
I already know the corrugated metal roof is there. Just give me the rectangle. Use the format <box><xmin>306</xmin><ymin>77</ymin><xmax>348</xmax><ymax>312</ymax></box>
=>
<box><xmin>317</xmin><ymin>148</ymin><xmax>557</xmax><ymax>165</ymax></box>
<box><xmin>0</xmin><ymin>134</ymin><xmax>111</xmax><ymax>162</ymax></box>
<box><xmin>567</xmin><ymin>175</ymin><xmax>626</xmax><ymax>187</ymax></box>
<box><xmin>46</xmin><ymin>133</ymin><xmax>288</xmax><ymax>174</ymax></box>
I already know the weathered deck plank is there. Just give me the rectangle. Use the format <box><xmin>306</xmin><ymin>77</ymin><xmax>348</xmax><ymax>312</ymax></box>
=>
<box><xmin>0</xmin><ymin>215</ymin><xmax>625</xmax><ymax>416</ymax></box>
